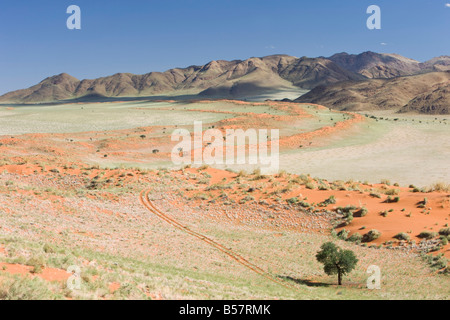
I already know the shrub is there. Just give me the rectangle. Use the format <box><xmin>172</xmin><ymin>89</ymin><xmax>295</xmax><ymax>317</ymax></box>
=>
<box><xmin>305</xmin><ymin>182</ymin><xmax>316</xmax><ymax>190</ymax></box>
<box><xmin>298</xmin><ymin>201</ymin><xmax>311</xmax><ymax>208</ymax></box>
<box><xmin>394</xmin><ymin>232</ymin><xmax>410</xmax><ymax>241</ymax></box>
<box><xmin>43</xmin><ymin>243</ymin><xmax>55</xmax><ymax>254</ymax></box>
<box><xmin>355</xmin><ymin>207</ymin><xmax>368</xmax><ymax>217</ymax></box>
<box><xmin>26</xmin><ymin>257</ymin><xmax>45</xmax><ymax>274</ymax></box>
<box><xmin>318</xmin><ymin>195</ymin><xmax>336</xmax><ymax>207</ymax></box>
<box><xmin>438</xmin><ymin>228</ymin><xmax>450</xmax><ymax>237</ymax></box>
<box><xmin>0</xmin><ymin>276</ymin><xmax>54</xmax><ymax>300</ymax></box>
<box><xmin>337</xmin><ymin>205</ymin><xmax>357</xmax><ymax>216</ymax></box>
<box><xmin>286</xmin><ymin>197</ymin><xmax>299</xmax><ymax>204</ymax></box>
<box><xmin>429</xmin><ymin>182</ymin><xmax>450</xmax><ymax>192</ymax></box>
<box><xmin>337</xmin><ymin>229</ymin><xmax>349</xmax><ymax>240</ymax></box>
<box><xmin>330</xmin><ymin>229</ymin><xmax>337</xmax><ymax>238</ymax></box>
<box><xmin>343</xmin><ymin>215</ymin><xmax>353</xmax><ymax>225</ymax></box>
<box><xmin>251</xmin><ymin>169</ymin><xmax>267</xmax><ymax>180</ymax></box>
<box><xmin>191</xmin><ymin>193</ymin><xmax>209</xmax><ymax>201</ymax></box>
<box><xmin>362</xmin><ymin>229</ymin><xmax>381</xmax><ymax>242</ymax></box>
<box><xmin>384</xmin><ymin>196</ymin><xmax>400</xmax><ymax>203</ymax></box>
<box><xmin>239</xmin><ymin>195</ymin><xmax>255</xmax><ymax>204</ymax></box>
<box><xmin>417</xmin><ymin>197</ymin><xmax>428</xmax><ymax>208</ymax></box>
<box><xmin>237</xmin><ymin>170</ymin><xmax>246</xmax><ymax>177</ymax></box>
<box><xmin>385</xmin><ymin>188</ymin><xmax>400</xmax><ymax>196</ymax></box>
<box><xmin>418</xmin><ymin>231</ymin><xmax>438</xmax><ymax>240</ymax></box>
<box><xmin>369</xmin><ymin>192</ymin><xmax>381</xmax><ymax>198</ymax></box>
<box><xmin>347</xmin><ymin>233</ymin><xmax>363</xmax><ymax>243</ymax></box>
<box><xmin>423</xmin><ymin>254</ymin><xmax>448</xmax><ymax>270</ymax></box>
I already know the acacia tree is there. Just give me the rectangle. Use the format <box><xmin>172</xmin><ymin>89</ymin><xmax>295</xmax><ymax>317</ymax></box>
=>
<box><xmin>316</xmin><ymin>242</ymin><xmax>358</xmax><ymax>285</ymax></box>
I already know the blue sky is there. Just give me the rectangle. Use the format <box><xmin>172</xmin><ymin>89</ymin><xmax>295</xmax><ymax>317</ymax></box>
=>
<box><xmin>0</xmin><ymin>0</ymin><xmax>449</xmax><ymax>94</ymax></box>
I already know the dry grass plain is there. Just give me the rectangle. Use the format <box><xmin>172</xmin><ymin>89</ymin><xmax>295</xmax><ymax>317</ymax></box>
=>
<box><xmin>0</xmin><ymin>99</ymin><xmax>448</xmax><ymax>299</ymax></box>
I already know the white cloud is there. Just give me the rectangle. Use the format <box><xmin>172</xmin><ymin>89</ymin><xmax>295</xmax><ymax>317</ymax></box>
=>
<box><xmin>265</xmin><ymin>45</ymin><xmax>276</xmax><ymax>49</ymax></box>
<box><xmin>445</xmin><ymin>3</ymin><xmax>450</xmax><ymax>7</ymax></box>
<box><xmin>380</xmin><ymin>42</ymin><xmax>388</xmax><ymax>46</ymax></box>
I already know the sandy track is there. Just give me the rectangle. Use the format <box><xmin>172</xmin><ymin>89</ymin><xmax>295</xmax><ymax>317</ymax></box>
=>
<box><xmin>139</xmin><ymin>189</ymin><xmax>297</xmax><ymax>291</ymax></box>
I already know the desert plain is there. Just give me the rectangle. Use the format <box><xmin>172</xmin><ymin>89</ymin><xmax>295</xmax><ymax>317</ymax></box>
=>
<box><xmin>0</xmin><ymin>98</ymin><xmax>448</xmax><ymax>299</ymax></box>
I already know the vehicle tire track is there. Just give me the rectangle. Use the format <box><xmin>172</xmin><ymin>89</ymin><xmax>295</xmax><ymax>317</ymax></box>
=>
<box><xmin>139</xmin><ymin>189</ymin><xmax>298</xmax><ymax>291</ymax></box>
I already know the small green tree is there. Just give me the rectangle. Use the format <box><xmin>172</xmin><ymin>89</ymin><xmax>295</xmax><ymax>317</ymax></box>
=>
<box><xmin>316</xmin><ymin>242</ymin><xmax>358</xmax><ymax>285</ymax></box>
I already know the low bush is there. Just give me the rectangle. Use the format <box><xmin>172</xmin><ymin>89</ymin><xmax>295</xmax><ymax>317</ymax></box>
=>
<box><xmin>422</xmin><ymin>253</ymin><xmax>448</xmax><ymax>271</ymax></box>
<box><xmin>355</xmin><ymin>207</ymin><xmax>368</xmax><ymax>217</ymax></box>
<box><xmin>0</xmin><ymin>276</ymin><xmax>55</xmax><ymax>300</ymax></box>
<box><xmin>347</xmin><ymin>232</ymin><xmax>363</xmax><ymax>243</ymax></box>
<box><xmin>417</xmin><ymin>198</ymin><xmax>428</xmax><ymax>208</ymax></box>
<box><xmin>337</xmin><ymin>229</ymin><xmax>349</xmax><ymax>240</ymax></box>
<box><xmin>384</xmin><ymin>196</ymin><xmax>400</xmax><ymax>203</ymax></box>
<box><xmin>418</xmin><ymin>231</ymin><xmax>438</xmax><ymax>240</ymax></box>
<box><xmin>318</xmin><ymin>195</ymin><xmax>336</xmax><ymax>207</ymax></box>
<box><xmin>385</xmin><ymin>189</ymin><xmax>400</xmax><ymax>196</ymax></box>
<box><xmin>26</xmin><ymin>256</ymin><xmax>45</xmax><ymax>274</ymax></box>
<box><xmin>286</xmin><ymin>197</ymin><xmax>299</xmax><ymax>204</ymax></box>
<box><xmin>394</xmin><ymin>232</ymin><xmax>410</xmax><ymax>241</ymax></box>
<box><xmin>362</xmin><ymin>229</ymin><xmax>382</xmax><ymax>242</ymax></box>
<box><xmin>305</xmin><ymin>182</ymin><xmax>316</xmax><ymax>190</ymax></box>
<box><xmin>438</xmin><ymin>228</ymin><xmax>450</xmax><ymax>237</ymax></box>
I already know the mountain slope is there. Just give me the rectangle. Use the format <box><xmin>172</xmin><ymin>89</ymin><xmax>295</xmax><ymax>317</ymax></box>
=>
<box><xmin>0</xmin><ymin>73</ymin><xmax>80</xmax><ymax>103</ymax></box>
<box><xmin>295</xmin><ymin>71</ymin><xmax>450</xmax><ymax>114</ymax></box>
<box><xmin>399</xmin><ymin>82</ymin><xmax>450</xmax><ymax>114</ymax></box>
<box><xmin>328</xmin><ymin>51</ymin><xmax>450</xmax><ymax>79</ymax></box>
<box><xmin>0</xmin><ymin>55</ymin><xmax>363</xmax><ymax>103</ymax></box>
<box><xmin>276</xmin><ymin>56</ymin><xmax>366</xmax><ymax>88</ymax></box>
<box><xmin>327</xmin><ymin>51</ymin><xmax>422</xmax><ymax>78</ymax></box>
<box><xmin>420</xmin><ymin>56</ymin><xmax>450</xmax><ymax>73</ymax></box>
<box><xmin>199</xmin><ymin>55</ymin><xmax>363</xmax><ymax>97</ymax></box>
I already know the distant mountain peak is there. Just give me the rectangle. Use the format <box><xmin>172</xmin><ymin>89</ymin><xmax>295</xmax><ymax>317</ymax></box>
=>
<box><xmin>40</xmin><ymin>73</ymin><xmax>79</xmax><ymax>84</ymax></box>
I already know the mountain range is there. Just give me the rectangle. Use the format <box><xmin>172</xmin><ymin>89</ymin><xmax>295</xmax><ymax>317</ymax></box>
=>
<box><xmin>295</xmin><ymin>71</ymin><xmax>450</xmax><ymax>114</ymax></box>
<box><xmin>1</xmin><ymin>51</ymin><xmax>449</xmax><ymax>114</ymax></box>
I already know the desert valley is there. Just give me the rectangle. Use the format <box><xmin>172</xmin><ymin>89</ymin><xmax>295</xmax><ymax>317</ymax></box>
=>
<box><xmin>0</xmin><ymin>51</ymin><xmax>448</xmax><ymax>300</ymax></box>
